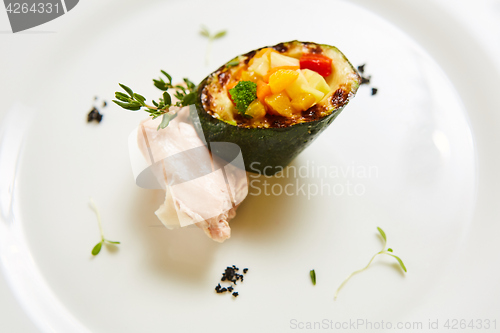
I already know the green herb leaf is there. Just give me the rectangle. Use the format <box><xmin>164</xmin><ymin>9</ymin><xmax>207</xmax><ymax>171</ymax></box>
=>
<box><xmin>386</xmin><ymin>253</ymin><xmax>407</xmax><ymax>272</ymax></box>
<box><xmin>119</xmin><ymin>83</ymin><xmax>134</xmax><ymax>98</ymax></box>
<box><xmin>115</xmin><ymin>92</ymin><xmax>131</xmax><ymax>102</ymax></box>
<box><xmin>153</xmin><ymin>79</ymin><xmax>168</xmax><ymax>91</ymax></box>
<box><xmin>112</xmin><ymin>100</ymin><xmax>141</xmax><ymax>111</ymax></box>
<box><xmin>310</xmin><ymin>269</ymin><xmax>316</xmax><ymax>286</ymax></box>
<box><xmin>92</xmin><ymin>242</ymin><xmax>102</xmax><ymax>256</ymax></box>
<box><xmin>133</xmin><ymin>93</ymin><xmax>146</xmax><ymax>105</ymax></box>
<box><xmin>377</xmin><ymin>227</ymin><xmax>387</xmax><ymax>243</ymax></box>
<box><xmin>89</xmin><ymin>198</ymin><xmax>120</xmax><ymax>257</ymax></box>
<box><xmin>182</xmin><ymin>92</ymin><xmax>196</xmax><ymax>106</ymax></box>
<box><xmin>158</xmin><ymin>114</ymin><xmax>173</xmax><ymax>130</ymax></box>
<box><xmin>161</xmin><ymin>70</ymin><xmax>172</xmax><ymax>84</ymax></box>
<box><xmin>174</xmin><ymin>84</ymin><xmax>186</xmax><ymax>92</ymax></box>
<box><xmin>184</xmin><ymin>78</ymin><xmax>196</xmax><ymax>91</ymax></box>
<box><xmin>163</xmin><ymin>92</ymin><xmax>172</xmax><ymax>106</ymax></box>
<box><xmin>334</xmin><ymin>227</ymin><xmax>407</xmax><ymax>300</ymax></box>
<box><xmin>173</xmin><ymin>91</ymin><xmax>183</xmax><ymax>101</ymax></box>
<box><xmin>200</xmin><ymin>25</ymin><xmax>227</xmax><ymax>65</ymax></box>
<box><xmin>226</xmin><ymin>59</ymin><xmax>240</xmax><ymax>68</ymax></box>
<box><xmin>199</xmin><ymin>25</ymin><xmax>210</xmax><ymax>38</ymax></box>
<box><xmin>213</xmin><ymin>30</ymin><xmax>227</xmax><ymax>39</ymax></box>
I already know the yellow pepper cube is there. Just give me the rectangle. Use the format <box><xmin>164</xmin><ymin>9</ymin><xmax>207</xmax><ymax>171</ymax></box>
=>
<box><xmin>291</xmin><ymin>93</ymin><xmax>316</xmax><ymax>111</ymax></box>
<box><xmin>269</xmin><ymin>69</ymin><xmax>299</xmax><ymax>94</ymax></box>
<box><xmin>265</xmin><ymin>92</ymin><xmax>296</xmax><ymax>118</ymax></box>
<box><xmin>248</xmin><ymin>48</ymin><xmax>276</xmax><ymax>76</ymax></box>
<box><xmin>285</xmin><ymin>71</ymin><xmax>325</xmax><ymax>102</ymax></box>
<box><xmin>302</xmin><ymin>69</ymin><xmax>331</xmax><ymax>95</ymax></box>
<box><xmin>270</xmin><ymin>52</ymin><xmax>300</xmax><ymax>68</ymax></box>
<box><xmin>240</xmin><ymin>70</ymin><xmax>260</xmax><ymax>83</ymax></box>
<box><xmin>245</xmin><ymin>99</ymin><xmax>267</xmax><ymax>119</ymax></box>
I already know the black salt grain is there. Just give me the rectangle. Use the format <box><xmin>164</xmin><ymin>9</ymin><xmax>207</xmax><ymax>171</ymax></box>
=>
<box><xmin>371</xmin><ymin>88</ymin><xmax>378</xmax><ymax>96</ymax></box>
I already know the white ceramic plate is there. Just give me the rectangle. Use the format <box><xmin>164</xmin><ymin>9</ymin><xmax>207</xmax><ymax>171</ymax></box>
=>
<box><xmin>1</xmin><ymin>0</ymin><xmax>499</xmax><ymax>332</ymax></box>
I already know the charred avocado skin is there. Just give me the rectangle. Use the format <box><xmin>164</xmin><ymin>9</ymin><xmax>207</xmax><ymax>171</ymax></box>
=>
<box><xmin>193</xmin><ymin>41</ymin><xmax>360</xmax><ymax>176</ymax></box>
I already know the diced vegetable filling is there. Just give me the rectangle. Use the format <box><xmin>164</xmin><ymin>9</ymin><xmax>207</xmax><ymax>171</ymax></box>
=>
<box><xmin>227</xmin><ymin>48</ymin><xmax>334</xmax><ymax>120</ymax></box>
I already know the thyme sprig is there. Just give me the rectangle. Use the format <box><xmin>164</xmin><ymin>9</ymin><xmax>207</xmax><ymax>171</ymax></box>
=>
<box><xmin>112</xmin><ymin>71</ymin><xmax>197</xmax><ymax>130</ymax></box>
<box><xmin>89</xmin><ymin>198</ymin><xmax>120</xmax><ymax>256</ymax></box>
<box><xmin>334</xmin><ymin>227</ymin><xmax>407</xmax><ymax>300</ymax></box>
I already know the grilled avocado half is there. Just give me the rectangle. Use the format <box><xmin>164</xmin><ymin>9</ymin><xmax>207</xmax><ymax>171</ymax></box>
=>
<box><xmin>193</xmin><ymin>40</ymin><xmax>361</xmax><ymax>175</ymax></box>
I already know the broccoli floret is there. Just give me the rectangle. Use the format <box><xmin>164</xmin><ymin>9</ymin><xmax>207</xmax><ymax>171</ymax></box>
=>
<box><xmin>229</xmin><ymin>81</ymin><xmax>257</xmax><ymax>115</ymax></box>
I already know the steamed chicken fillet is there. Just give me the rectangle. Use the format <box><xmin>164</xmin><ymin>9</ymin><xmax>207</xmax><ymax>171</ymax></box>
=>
<box><xmin>137</xmin><ymin>107</ymin><xmax>247</xmax><ymax>242</ymax></box>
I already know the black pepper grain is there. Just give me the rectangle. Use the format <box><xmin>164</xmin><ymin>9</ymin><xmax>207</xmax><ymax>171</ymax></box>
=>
<box><xmin>215</xmin><ymin>265</ymin><xmax>248</xmax><ymax>297</ymax></box>
<box><xmin>87</xmin><ymin>107</ymin><xmax>103</xmax><ymax>123</ymax></box>
<box><xmin>360</xmin><ymin>75</ymin><xmax>371</xmax><ymax>85</ymax></box>
<box><xmin>357</xmin><ymin>63</ymin><xmax>378</xmax><ymax>96</ymax></box>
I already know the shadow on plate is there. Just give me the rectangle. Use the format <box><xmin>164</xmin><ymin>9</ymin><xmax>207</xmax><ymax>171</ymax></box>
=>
<box><xmin>231</xmin><ymin>160</ymin><xmax>316</xmax><ymax>244</ymax></box>
<box><xmin>127</xmin><ymin>161</ymin><xmax>317</xmax><ymax>282</ymax></box>
<box><xmin>128</xmin><ymin>188</ymin><xmax>219</xmax><ymax>284</ymax></box>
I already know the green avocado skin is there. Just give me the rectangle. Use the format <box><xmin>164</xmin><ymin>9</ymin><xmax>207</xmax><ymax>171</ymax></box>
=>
<box><xmin>193</xmin><ymin>80</ymin><xmax>344</xmax><ymax>176</ymax></box>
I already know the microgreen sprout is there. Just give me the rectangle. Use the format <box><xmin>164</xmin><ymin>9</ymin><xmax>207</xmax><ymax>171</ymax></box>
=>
<box><xmin>200</xmin><ymin>25</ymin><xmax>227</xmax><ymax>65</ymax></box>
<box><xmin>334</xmin><ymin>227</ymin><xmax>407</xmax><ymax>300</ymax></box>
<box><xmin>310</xmin><ymin>269</ymin><xmax>316</xmax><ymax>286</ymax></box>
<box><xmin>112</xmin><ymin>71</ymin><xmax>197</xmax><ymax>130</ymax></box>
<box><xmin>89</xmin><ymin>198</ymin><xmax>120</xmax><ymax>256</ymax></box>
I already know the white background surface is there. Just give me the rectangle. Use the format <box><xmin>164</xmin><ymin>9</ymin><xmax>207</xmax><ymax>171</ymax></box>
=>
<box><xmin>1</xmin><ymin>0</ymin><xmax>500</xmax><ymax>332</ymax></box>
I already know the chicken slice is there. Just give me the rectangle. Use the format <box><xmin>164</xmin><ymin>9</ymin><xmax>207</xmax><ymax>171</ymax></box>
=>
<box><xmin>136</xmin><ymin>106</ymin><xmax>247</xmax><ymax>242</ymax></box>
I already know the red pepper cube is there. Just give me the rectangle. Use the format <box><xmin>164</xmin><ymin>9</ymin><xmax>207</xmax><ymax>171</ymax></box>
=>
<box><xmin>299</xmin><ymin>54</ymin><xmax>333</xmax><ymax>77</ymax></box>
